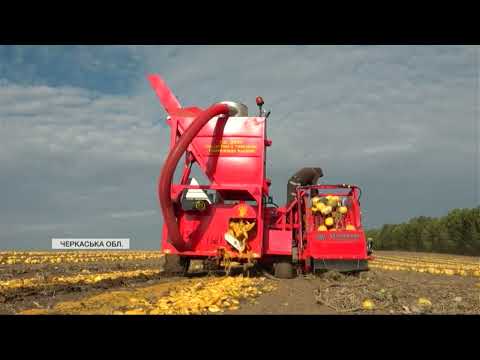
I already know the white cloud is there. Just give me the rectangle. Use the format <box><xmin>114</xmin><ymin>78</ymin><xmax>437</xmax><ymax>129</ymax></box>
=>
<box><xmin>0</xmin><ymin>83</ymin><xmax>167</xmax><ymax>169</ymax></box>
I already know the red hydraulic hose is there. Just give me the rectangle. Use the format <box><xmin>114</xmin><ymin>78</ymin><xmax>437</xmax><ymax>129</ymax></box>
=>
<box><xmin>158</xmin><ymin>103</ymin><xmax>230</xmax><ymax>251</ymax></box>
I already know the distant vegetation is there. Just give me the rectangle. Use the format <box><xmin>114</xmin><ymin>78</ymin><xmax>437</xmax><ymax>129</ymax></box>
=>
<box><xmin>366</xmin><ymin>207</ymin><xmax>480</xmax><ymax>256</ymax></box>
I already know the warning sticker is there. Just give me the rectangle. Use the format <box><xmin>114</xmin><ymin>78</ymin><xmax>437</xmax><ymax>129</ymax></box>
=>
<box><xmin>205</xmin><ymin>139</ymin><xmax>257</xmax><ymax>155</ymax></box>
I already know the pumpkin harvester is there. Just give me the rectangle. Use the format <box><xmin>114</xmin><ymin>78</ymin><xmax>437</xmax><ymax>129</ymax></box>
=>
<box><xmin>149</xmin><ymin>74</ymin><xmax>372</xmax><ymax>278</ymax></box>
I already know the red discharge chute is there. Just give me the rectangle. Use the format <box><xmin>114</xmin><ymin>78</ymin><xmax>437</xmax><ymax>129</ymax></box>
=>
<box><xmin>148</xmin><ymin>74</ymin><xmax>182</xmax><ymax>115</ymax></box>
<box><xmin>158</xmin><ymin>103</ymin><xmax>230</xmax><ymax>251</ymax></box>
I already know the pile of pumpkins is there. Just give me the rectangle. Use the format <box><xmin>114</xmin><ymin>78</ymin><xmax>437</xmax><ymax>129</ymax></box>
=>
<box><xmin>311</xmin><ymin>195</ymin><xmax>356</xmax><ymax>231</ymax></box>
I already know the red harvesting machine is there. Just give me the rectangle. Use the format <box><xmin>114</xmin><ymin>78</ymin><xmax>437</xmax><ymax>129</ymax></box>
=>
<box><xmin>149</xmin><ymin>74</ymin><xmax>372</xmax><ymax>278</ymax></box>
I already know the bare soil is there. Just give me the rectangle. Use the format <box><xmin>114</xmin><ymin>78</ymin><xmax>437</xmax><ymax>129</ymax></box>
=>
<box><xmin>232</xmin><ymin>269</ymin><xmax>479</xmax><ymax>315</ymax></box>
<box><xmin>1</xmin><ymin>252</ymin><xmax>478</xmax><ymax>315</ymax></box>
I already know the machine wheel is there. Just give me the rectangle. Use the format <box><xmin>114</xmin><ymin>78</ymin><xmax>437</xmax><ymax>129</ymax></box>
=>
<box><xmin>163</xmin><ymin>254</ymin><xmax>190</xmax><ymax>276</ymax></box>
<box><xmin>274</xmin><ymin>261</ymin><xmax>295</xmax><ymax>279</ymax></box>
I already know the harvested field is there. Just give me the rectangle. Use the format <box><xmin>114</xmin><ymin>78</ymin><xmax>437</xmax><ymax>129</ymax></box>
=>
<box><xmin>370</xmin><ymin>250</ymin><xmax>480</xmax><ymax>277</ymax></box>
<box><xmin>1</xmin><ymin>250</ymin><xmax>478</xmax><ymax>315</ymax></box>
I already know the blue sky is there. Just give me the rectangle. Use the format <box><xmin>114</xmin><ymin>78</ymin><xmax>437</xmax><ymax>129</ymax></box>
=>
<box><xmin>0</xmin><ymin>45</ymin><xmax>478</xmax><ymax>249</ymax></box>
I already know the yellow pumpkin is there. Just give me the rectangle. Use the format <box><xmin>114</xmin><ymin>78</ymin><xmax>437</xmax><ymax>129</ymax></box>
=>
<box><xmin>346</xmin><ymin>224</ymin><xmax>356</xmax><ymax>231</ymax></box>
<box><xmin>339</xmin><ymin>206</ymin><xmax>348</xmax><ymax>214</ymax></box>
<box><xmin>325</xmin><ymin>217</ymin><xmax>334</xmax><ymax>226</ymax></box>
<box><xmin>317</xmin><ymin>225</ymin><xmax>328</xmax><ymax>231</ymax></box>
<box><xmin>315</xmin><ymin>202</ymin><xmax>326</xmax><ymax>212</ymax></box>
<box><xmin>321</xmin><ymin>205</ymin><xmax>332</xmax><ymax>215</ymax></box>
<box><xmin>327</xmin><ymin>198</ymin><xmax>338</xmax><ymax>207</ymax></box>
<box><xmin>362</xmin><ymin>299</ymin><xmax>375</xmax><ymax>310</ymax></box>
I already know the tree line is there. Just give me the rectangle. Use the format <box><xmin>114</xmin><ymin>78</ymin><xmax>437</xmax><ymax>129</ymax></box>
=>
<box><xmin>365</xmin><ymin>207</ymin><xmax>480</xmax><ymax>256</ymax></box>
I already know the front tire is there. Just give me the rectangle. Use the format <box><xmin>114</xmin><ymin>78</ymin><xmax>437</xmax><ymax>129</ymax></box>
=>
<box><xmin>274</xmin><ymin>262</ymin><xmax>295</xmax><ymax>279</ymax></box>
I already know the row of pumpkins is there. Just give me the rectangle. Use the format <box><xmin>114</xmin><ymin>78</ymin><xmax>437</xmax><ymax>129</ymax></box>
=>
<box><xmin>311</xmin><ymin>195</ymin><xmax>356</xmax><ymax>231</ymax></box>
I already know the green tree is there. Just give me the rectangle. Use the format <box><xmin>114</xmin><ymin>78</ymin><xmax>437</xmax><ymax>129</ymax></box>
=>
<box><xmin>367</xmin><ymin>207</ymin><xmax>479</xmax><ymax>255</ymax></box>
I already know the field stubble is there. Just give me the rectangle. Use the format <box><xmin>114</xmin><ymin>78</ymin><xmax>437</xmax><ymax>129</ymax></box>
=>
<box><xmin>0</xmin><ymin>250</ymin><xmax>478</xmax><ymax>315</ymax></box>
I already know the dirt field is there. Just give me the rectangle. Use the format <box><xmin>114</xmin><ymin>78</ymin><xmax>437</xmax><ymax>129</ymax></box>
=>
<box><xmin>0</xmin><ymin>250</ymin><xmax>478</xmax><ymax>315</ymax></box>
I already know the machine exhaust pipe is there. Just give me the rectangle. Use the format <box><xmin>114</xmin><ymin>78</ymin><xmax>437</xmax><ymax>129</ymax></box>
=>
<box><xmin>158</xmin><ymin>103</ymin><xmax>232</xmax><ymax>251</ymax></box>
<box><xmin>287</xmin><ymin>167</ymin><xmax>323</xmax><ymax>204</ymax></box>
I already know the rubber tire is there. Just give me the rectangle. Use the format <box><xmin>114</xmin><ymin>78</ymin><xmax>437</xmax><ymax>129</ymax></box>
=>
<box><xmin>164</xmin><ymin>254</ymin><xmax>190</xmax><ymax>275</ymax></box>
<box><xmin>274</xmin><ymin>262</ymin><xmax>295</xmax><ymax>279</ymax></box>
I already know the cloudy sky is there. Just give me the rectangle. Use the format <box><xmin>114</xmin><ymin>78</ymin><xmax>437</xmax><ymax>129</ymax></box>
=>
<box><xmin>0</xmin><ymin>45</ymin><xmax>478</xmax><ymax>249</ymax></box>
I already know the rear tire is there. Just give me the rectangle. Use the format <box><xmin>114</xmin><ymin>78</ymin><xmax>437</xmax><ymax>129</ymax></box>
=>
<box><xmin>274</xmin><ymin>262</ymin><xmax>295</xmax><ymax>279</ymax></box>
<box><xmin>163</xmin><ymin>254</ymin><xmax>190</xmax><ymax>276</ymax></box>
